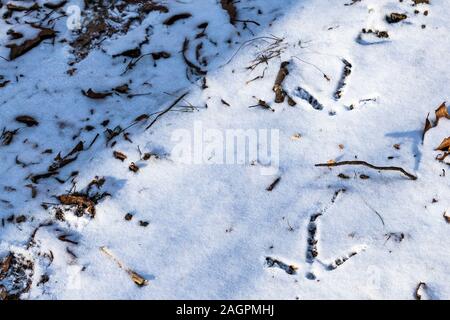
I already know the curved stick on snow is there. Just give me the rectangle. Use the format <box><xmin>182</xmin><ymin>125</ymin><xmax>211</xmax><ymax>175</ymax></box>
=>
<box><xmin>145</xmin><ymin>92</ymin><xmax>189</xmax><ymax>130</ymax></box>
<box><xmin>315</xmin><ymin>160</ymin><xmax>417</xmax><ymax>180</ymax></box>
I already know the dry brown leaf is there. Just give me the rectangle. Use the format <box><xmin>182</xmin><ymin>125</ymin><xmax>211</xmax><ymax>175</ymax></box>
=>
<box><xmin>129</xmin><ymin>162</ymin><xmax>139</xmax><ymax>173</ymax></box>
<box><xmin>7</xmin><ymin>27</ymin><xmax>56</xmax><ymax>60</ymax></box>
<box><xmin>435</xmin><ymin>137</ymin><xmax>450</xmax><ymax>151</ymax></box>
<box><xmin>113</xmin><ymin>151</ymin><xmax>127</xmax><ymax>162</ymax></box>
<box><xmin>422</xmin><ymin>113</ymin><xmax>432</xmax><ymax>142</ymax></box>
<box><xmin>134</xmin><ymin>114</ymin><xmax>149</xmax><ymax>122</ymax></box>
<box><xmin>57</xmin><ymin>194</ymin><xmax>96</xmax><ymax>216</ymax></box>
<box><xmin>220</xmin><ymin>0</ymin><xmax>237</xmax><ymax>24</ymax></box>
<box><xmin>435</xmin><ymin>102</ymin><xmax>450</xmax><ymax>124</ymax></box>
<box><xmin>15</xmin><ymin>115</ymin><xmax>39</xmax><ymax>127</ymax></box>
<box><xmin>151</xmin><ymin>51</ymin><xmax>171</xmax><ymax>60</ymax></box>
<box><xmin>82</xmin><ymin>88</ymin><xmax>112</xmax><ymax>99</ymax></box>
<box><xmin>114</xmin><ymin>84</ymin><xmax>129</xmax><ymax>94</ymax></box>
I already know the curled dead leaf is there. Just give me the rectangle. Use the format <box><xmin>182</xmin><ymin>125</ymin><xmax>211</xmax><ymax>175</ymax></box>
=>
<box><xmin>435</xmin><ymin>102</ymin><xmax>450</xmax><ymax>124</ymax></box>
<box><xmin>435</xmin><ymin>137</ymin><xmax>450</xmax><ymax>152</ymax></box>
<box><xmin>82</xmin><ymin>88</ymin><xmax>112</xmax><ymax>99</ymax></box>
<box><xmin>422</xmin><ymin>113</ymin><xmax>432</xmax><ymax>142</ymax></box>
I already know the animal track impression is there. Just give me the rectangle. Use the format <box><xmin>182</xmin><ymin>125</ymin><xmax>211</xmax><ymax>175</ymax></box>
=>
<box><xmin>334</xmin><ymin>59</ymin><xmax>352</xmax><ymax>100</ymax></box>
<box><xmin>265</xmin><ymin>257</ymin><xmax>298</xmax><ymax>275</ymax></box>
<box><xmin>326</xmin><ymin>245</ymin><xmax>366</xmax><ymax>270</ymax></box>
<box><xmin>296</xmin><ymin>86</ymin><xmax>325</xmax><ymax>110</ymax></box>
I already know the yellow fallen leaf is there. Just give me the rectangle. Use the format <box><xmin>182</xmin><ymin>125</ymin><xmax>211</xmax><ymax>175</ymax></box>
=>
<box><xmin>435</xmin><ymin>102</ymin><xmax>450</xmax><ymax>124</ymax></box>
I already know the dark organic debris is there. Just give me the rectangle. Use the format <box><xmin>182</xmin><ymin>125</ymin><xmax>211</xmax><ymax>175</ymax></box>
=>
<box><xmin>296</xmin><ymin>87</ymin><xmax>324</xmax><ymax>110</ymax></box>
<box><xmin>444</xmin><ymin>211</ymin><xmax>450</xmax><ymax>223</ymax></box>
<box><xmin>15</xmin><ymin>115</ymin><xmax>39</xmax><ymax>127</ymax></box>
<box><xmin>435</xmin><ymin>137</ymin><xmax>450</xmax><ymax>152</ymax></box>
<box><xmin>315</xmin><ymin>160</ymin><xmax>417</xmax><ymax>180</ymax></box>
<box><xmin>113</xmin><ymin>151</ymin><xmax>128</xmax><ymax>162</ymax></box>
<box><xmin>163</xmin><ymin>13</ymin><xmax>192</xmax><ymax>26</ymax></box>
<box><xmin>386</xmin><ymin>13</ymin><xmax>408</xmax><ymax>24</ymax></box>
<box><xmin>82</xmin><ymin>89</ymin><xmax>112</xmax><ymax>99</ymax></box>
<box><xmin>57</xmin><ymin>177</ymin><xmax>109</xmax><ymax>218</ymax></box>
<box><xmin>266</xmin><ymin>177</ymin><xmax>281</xmax><ymax>191</ymax></box>
<box><xmin>1</xmin><ymin>128</ymin><xmax>19</xmax><ymax>146</ymax></box>
<box><xmin>129</xmin><ymin>162</ymin><xmax>139</xmax><ymax>173</ymax></box>
<box><xmin>327</xmin><ymin>251</ymin><xmax>360</xmax><ymax>270</ymax></box>
<box><xmin>265</xmin><ymin>257</ymin><xmax>297</xmax><ymax>275</ymax></box>
<box><xmin>334</xmin><ymin>59</ymin><xmax>352</xmax><ymax>100</ymax></box>
<box><xmin>221</xmin><ymin>0</ymin><xmax>238</xmax><ymax>25</ymax></box>
<box><xmin>414</xmin><ymin>282</ymin><xmax>427</xmax><ymax>300</ymax></box>
<box><xmin>182</xmin><ymin>38</ymin><xmax>207</xmax><ymax>77</ymax></box>
<box><xmin>7</xmin><ymin>27</ymin><xmax>56</xmax><ymax>60</ymax></box>
<box><xmin>57</xmin><ymin>194</ymin><xmax>96</xmax><ymax>217</ymax></box>
<box><xmin>0</xmin><ymin>252</ymin><xmax>34</xmax><ymax>300</ymax></box>
<box><xmin>48</xmin><ymin>141</ymin><xmax>84</xmax><ymax>172</ymax></box>
<box><xmin>273</xmin><ymin>61</ymin><xmax>290</xmax><ymax>104</ymax></box>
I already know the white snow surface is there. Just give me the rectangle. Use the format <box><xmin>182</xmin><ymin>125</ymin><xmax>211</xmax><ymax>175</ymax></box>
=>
<box><xmin>0</xmin><ymin>0</ymin><xmax>449</xmax><ymax>300</ymax></box>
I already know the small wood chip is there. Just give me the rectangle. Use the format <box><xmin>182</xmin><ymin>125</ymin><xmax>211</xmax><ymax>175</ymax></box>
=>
<box><xmin>129</xmin><ymin>162</ymin><xmax>139</xmax><ymax>173</ymax></box>
<box><xmin>100</xmin><ymin>246</ymin><xmax>148</xmax><ymax>287</ymax></box>
<box><xmin>113</xmin><ymin>151</ymin><xmax>127</xmax><ymax>162</ymax></box>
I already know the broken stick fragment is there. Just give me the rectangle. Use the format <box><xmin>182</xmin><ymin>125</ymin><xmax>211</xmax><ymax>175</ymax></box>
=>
<box><xmin>273</xmin><ymin>61</ymin><xmax>290</xmax><ymax>103</ymax></box>
<box><xmin>100</xmin><ymin>246</ymin><xmax>148</xmax><ymax>287</ymax></box>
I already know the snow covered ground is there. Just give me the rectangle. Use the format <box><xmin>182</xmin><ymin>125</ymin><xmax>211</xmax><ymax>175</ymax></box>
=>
<box><xmin>0</xmin><ymin>0</ymin><xmax>449</xmax><ymax>300</ymax></box>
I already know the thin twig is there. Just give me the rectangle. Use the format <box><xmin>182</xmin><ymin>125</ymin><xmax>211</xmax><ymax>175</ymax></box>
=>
<box><xmin>315</xmin><ymin>160</ymin><xmax>417</xmax><ymax>180</ymax></box>
<box><xmin>145</xmin><ymin>92</ymin><xmax>189</xmax><ymax>130</ymax></box>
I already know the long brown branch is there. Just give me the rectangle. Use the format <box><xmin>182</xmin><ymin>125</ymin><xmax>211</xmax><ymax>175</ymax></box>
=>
<box><xmin>315</xmin><ymin>160</ymin><xmax>417</xmax><ymax>180</ymax></box>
